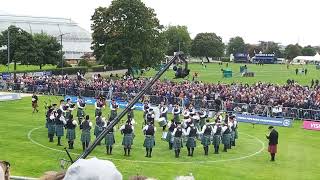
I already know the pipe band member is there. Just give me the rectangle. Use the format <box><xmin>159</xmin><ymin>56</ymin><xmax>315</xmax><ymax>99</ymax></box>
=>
<box><xmin>172</xmin><ymin>104</ymin><xmax>181</xmax><ymax>123</ymax></box>
<box><xmin>201</xmin><ymin>119</ymin><xmax>213</xmax><ymax>156</ymax></box>
<box><xmin>120</xmin><ymin>121</ymin><xmax>134</xmax><ymax>156</ymax></box>
<box><xmin>222</xmin><ymin>122</ymin><xmax>231</xmax><ymax>152</ymax></box>
<box><xmin>143</xmin><ymin>122</ymin><xmax>156</xmax><ymax>158</ymax></box>
<box><xmin>65</xmin><ymin>115</ymin><xmax>77</xmax><ymax>149</ymax></box>
<box><xmin>105</xmin><ymin>120</ymin><xmax>115</xmax><ymax>155</ymax></box>
<box><xmin>166</xmin><ymin>120</ymin><xmax>176</xmax><ymax>150</ymax></box>
<box><xmin>55</xmin><ymin>109</ymin><xmax>67</xmax><ymax>146</ymax></box>
<box><xmin>172</xmin><ymin>122</ymin><xmax>186</xmax><ymax>158</ymax></box>
<box><xmin>159</xmin><ymin>102</ymin><xmax>168</xmax><ymax>131</ymax></box>
<box><xmin>80</xmin><ymin>115</ymin><xmax>92</xmax><ymax>151</ymax></box>
<box><xmin>77</xmin><ymin>96</ymin><xmax>86</xmax><ymax>125</ymax></box>
<box><xmin>212</xmin><ymin>122</ymin><xmax>222</xmax><ymax>154</ymax></box>
<box><xmin>46</xmin><ymin>105</ymin><xmax>56</xmax><ymax>142</ymax></box>
<box><xmin>94</xmin><ymin>112</ymin><xmax>106</xmax><ymax>145</ymax></box>
<box><xmin>186</xmin><ymin>123</ymin><xmax>198</xmax><ymax>157</ymax></box>
<box><xmin>110</xmin><ymin>99</ymin><xmax>118</xmax><ymax>120</ymax></box>
<box><xmin>31</xmin><ymin>93</ymin><xmax>39</xmax><ymax>113</ymax></box>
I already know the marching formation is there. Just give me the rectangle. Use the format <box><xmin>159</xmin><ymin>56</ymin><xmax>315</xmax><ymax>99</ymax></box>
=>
<box><xmin>43</xmin><ymin>96</ymin><xmax>239</xmax><ymax>158</ymax></box>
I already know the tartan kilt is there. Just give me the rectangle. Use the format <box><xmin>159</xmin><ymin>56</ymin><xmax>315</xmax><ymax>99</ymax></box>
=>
<box><xmin>95</xmin><ymin>109</ymin><xmax>101</xmax><ymax>117</ymax></box>
<box><xmin>66</xmin><ymin>128</ymin><xmax>76</xmax><ymax>141</ymax></box>
<box><xmin>55</xmin><ymin>125</ymin><xmax>64</xmax><ymax>137</ymax></box>
<box><xmin>81</xmin><ymin>131</ymin><xmax>91</xmax><ymax>143</ymax></box>
<box><xmin>166</xmin><ymin>132</ymin><xmax>173</xmax><ymax>142</ymax></box>
<box><xmin>122</xmin><ymin>134</ymin><xmax>133</xmax><ymax>148</ymax></box>
<box><xmin>234</xmin><ymin>129</ymin><xmax>239</xmax><ymax>139</ymax></box>
<box><xmin>186</xmin><ymin>137</ymin><xmax>197</xmax><ymax>148</ymax></box>
<box><xmin>268</xmin><ymin>145</ymin><xmax>277</xmax><ymax>154</ymax></box>
<box><xmin>173</xmin><ymin>137</ymin><xmax>183</xmax><ymax>149</ymax></box>
<box><xmin>143</xmin><ymin>136</ymin><xmax>155</xmax><ymax>148</ymax></box>
<box><xmin>212</xmin><ymin>135</ymin><xmax>221</xmax><ymax>146</ymax></box>
<box><xmin>110</xmin><ymin>111</ymin><xmax>117</xmax><ymax>120</ymax></box>
<box><xmin>230</xmin><ymin>131</ymin><xmax>235</xmax><ymax>142</ymax></box>
<box><xmin>105</xmin><ymin>133</ymin><xmax>115</xmax><ymax>146</ymax></box>
<box><xmin>201</xmin><ymin>135</ymin><xmax>211</xmax><ymax>146</ymax></box>
<box><xmin>32</xmin><ymin>102</ymin><xmax>38</xmax><ymax>108</ymax></box>
<box><xmin>173</xmin><ymin>115</ymin><xmax>180</xmax><ymax>123</ymax></box>
<box><xmin>47</xmin><ymin>123</ymin><xmax>55</xmax><ymax>136</ymax></box>
<box><xmin>94</xmin><ymin>126</ymin><xmax>103</xmax><ymax>136</ymax></box>
<box><xmin>222</xmin><ymin>134</ymin><xmax>231</xmax><ymax>145</ymax></box>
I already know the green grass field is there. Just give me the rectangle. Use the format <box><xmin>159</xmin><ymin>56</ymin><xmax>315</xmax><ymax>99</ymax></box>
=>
<box><xmin>1</xmin><ymin>96</ymin><xmax>320</xmax><ymax>180</ymax></box>
<box><xmin>0</xmin><ymin>64</ymin><xmax>55</xmax><ymax>73</ymax></box>
<box><xmin>144</xmin><ymin>63</ymin><xmax>320</xmax><ymax>85</ymax></box>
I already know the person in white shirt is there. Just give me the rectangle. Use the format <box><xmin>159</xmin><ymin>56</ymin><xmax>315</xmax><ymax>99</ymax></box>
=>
<box><xmin>201</xmin><ymin>120</ymin><xmax>213</xmax><ymax>155</ymax></box>
<box><xmin>120</xmin><ymin>121</ymin><xmax>134</xmax><ymax>156</ymax></box>
<box><xmin>142</xmin><ymin>122</ymin><xmax>156</xmax><ymax>158</ymax></box>
<box><xmin>185</xmin><ymin>123</ymin><xmax>198</xmax><ymax>156</ymax></box>
<box><xmin>172</xmin><ymin>122</ymin><xmax>186</xmax><ymax>158</ymax></box>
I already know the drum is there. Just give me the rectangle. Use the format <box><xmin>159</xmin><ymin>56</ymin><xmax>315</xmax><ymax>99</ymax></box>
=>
<box><xmin>158</xmin><ymin>117</ymin><xmax>167</xmax><ymax>127</ymax></box>
<box><xmin>161</xmin><ymin>132</ymin><xmax>168</xmax><ymax>141</ymax></box>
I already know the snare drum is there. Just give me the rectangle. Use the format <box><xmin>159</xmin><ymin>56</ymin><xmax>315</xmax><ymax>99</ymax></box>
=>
<box><xmin>158</xmin><ymin>117</ymin><xmax>167</xmax><ymax>127</ymax></box>
<box><xmin>161</xmin><ymin>132</ymin><xmax>168</xmax><ymax>141</ymax></box>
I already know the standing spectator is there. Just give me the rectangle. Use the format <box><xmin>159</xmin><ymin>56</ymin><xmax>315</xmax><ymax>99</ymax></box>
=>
<box><xmin>266</xmin><ymin>126</ymin><xmax>279</xmax><ymax>161</ymax></box>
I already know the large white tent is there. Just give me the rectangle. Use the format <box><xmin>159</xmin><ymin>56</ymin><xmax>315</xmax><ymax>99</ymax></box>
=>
<box><xmin>292</xmin><ymin>53</ymin><xmax>320</xmax><ymax>64</ymax></box>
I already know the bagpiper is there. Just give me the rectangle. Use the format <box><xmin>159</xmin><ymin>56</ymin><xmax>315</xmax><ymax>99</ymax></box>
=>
<box><xmin>186</xmin><ymin>123</ymin><xmax>198</xmax><ymax>156</ymax></box>
<box><xmin>59</xmin><ymin>100</ymin><xmax>67</xmax><ymax>117</ymax></box>
<box><xmin>166</xmin><ymin>120</ymin><xmax>176</xmax><ymax>150</ymax></box>
<box><xmin>95</xmin><ymin>96</ymin><xmax>105</xmax><ymax>117</ymax></box>
<box><xmin>212</xmin><ymin>122</ymin><xmax>222</xmax><ymax>154</ymax></box>
<box><xmin>172</xmin><ymin>104</ymin><xmax>181</xmax><ymax>123</ymax></box>
<box><xmin>94</xmin><ymin>112</ymin><xmax>106</xmax><ymax>145</ymax></box>
<box><xmin>55</xmin><ymin>109</ymin><xmax>67</xmax><ymax>146</ymax></box>
<box><xmin>76</xmin><ymin>96</ymin><xmax>86</xmax><ymax>125</ymax></box>
<box><xmin>65</xmin><ymin>103</ymin><xmax>75</xmax><ymax>120</ymax></box>
<box><xmin>230</xmin><ymin>115</ymin><xmax>238</xmax><ymax>146</ymax></box>
<box><xmin>143</xmin><ymin>121</ymin><xmax>156</xmax><ymax>158</ymax></box>
<box><xmin>199</xmin><ymin>109</ymin><xmax>207</xmax><ymax>130</ymax></box>
<box><xmin>127</xmin><ymin>104</ymin><xmax>136</xmax><ymax>119</ymax></box>
<box><xmin>105</xmin><ymin>119</ymin><xmax>115</xmax><ymax>155</ymax></box>
<box><xmin>80</xmin><ymin>115</ymin><xmax>92</xmax><ymax>151</ymax></box>
<box><xmin>110</xmin><ymin>99</ymin><xmax>118</xmax><ymax>120</ymax></box>
<box><xmin>159</xmin><ymin>102</ymin><xmax>168</xmax><ymax>131</ymax></box>
<box><xmin>31</xmin><ymin>93</ymin><xmax>39</xmax><ymax>113</ymax></box>
<box><xmin>172</xmin><ymin>122</ymin><xmax>185</xmax><ymax>158</ymax></box>
<box><xmin>222</xmin><ymin>122</ymin><xmax>231</xmax><ymax>152</ymax></box>
<box><xmin>46</xmin><ymin>105</ymin><xmax>56</xmax><ymax>142</ymax></box>
<box><xmin>182</xmin><ymin>111</ymin><xmax>191</xmax><ymax>129</ymax></box>
<box><xmin>65</xmin><ymin>114</ymin><xmax>77</xmax><ymax>149</ymax></box>
<box><xmin>146</xmin><ymin>109</ymin><xmax>155</xmax><ymax>125</ymax></box>
<box><xmin>120</xmin><ymin>121</ymin><xmax>134</xmax><ymax>156</ymax></box>
<box><xmin>201</xmin><ymin>119</ymin><xmax>213</xmax><ymax>155</ymax></box>
<box><xmin>143</xmin><ymin>101</ymin><xmax>150</xmax><ymax>125</ymax></box>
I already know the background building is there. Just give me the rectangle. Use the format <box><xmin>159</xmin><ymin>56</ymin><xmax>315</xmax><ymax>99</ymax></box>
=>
<box><xmin>0</xmin><ymin>14</ymin><xmax>92</xmax><ymax>61</ymax></box>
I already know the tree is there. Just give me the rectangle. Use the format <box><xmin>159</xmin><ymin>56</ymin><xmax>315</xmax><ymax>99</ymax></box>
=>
<box><xmin>285</xmin><ymin>44</ymin><xmax>302</xmax><ymax>60</ymax></box>
<box><xmin>191</xmin><ymin>33</ymin><xmax>224</xmax><ymax>62</ymax></box>
<box><xmin>0</xmin><ymin>26</ymin><xmax>35</xmax><ymax>71</ymax></box>
<box><xmin>301</xmin><ymin>45</ymin><xmax>316</xmax><ymax>56</ymax></box>
<box><xmin>91</xmin><ymin>0</ymin><xmax>166</xmax><ymax>72</ymax></box>
<box><xmin>227</xmin><ymin>36</ymin><xmax>246</xmax><ymax>55</ymax></box>
<box><xmin>263</xmin><ymin>42</ymin><xmax>283</xmax><ymax>58</ymax></box>
<box><xmin>245</xmin><ymin>44</ymin><xmax>262</xmax><ymax>58</ymax></box>
<box><xmin>164</xmin><ymin>25</ymin><xmax>191</xmax><ymax>55</ymax></box>
<box><xmin>32</xmin><ymin>33</ymin><xmax>61</xmax><ymax>69</ymax></box>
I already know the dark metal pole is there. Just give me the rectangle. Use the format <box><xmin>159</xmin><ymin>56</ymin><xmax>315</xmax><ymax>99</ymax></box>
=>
<box><xmin>60</xmin><ymin>35</ymin><xmax>63</xmax><ymax>75</ymax></box>
<box><xmin>7</xmin><ymin>28</ymin><xmax>10</xmax><ymax>73</ymax></box>
<box><xmin>75</xmin><ymin>53</ymin><xmax>182</xmax><ymax>161</ymax></box>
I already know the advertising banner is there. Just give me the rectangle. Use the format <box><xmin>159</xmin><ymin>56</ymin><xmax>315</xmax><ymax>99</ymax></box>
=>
<box><xmin>303</xmin><ymin>120</ymin><xmax>320</xmax><ymax>131</ymax></box>
<box><xmin>236</xmin><ymin>114</ymin><xmax>292</xmax><ymax>127</ymax></box>
<box><xmin>0</xmin><ymin>93</ymin><xmax>21</xmax><ymax>101</ymax></box>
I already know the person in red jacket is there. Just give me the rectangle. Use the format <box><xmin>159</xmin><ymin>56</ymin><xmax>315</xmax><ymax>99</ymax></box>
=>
<box><xmin>266</xmin><ymin>126</ymin><xmax>279</xmax><ymax>161</ymax></box>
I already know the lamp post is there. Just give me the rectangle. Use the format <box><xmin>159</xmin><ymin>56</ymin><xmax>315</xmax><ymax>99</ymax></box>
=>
<box><xmin>58</xmin><ymin>33</ymin><xmax>70</xmax><ymax>75</ymax></box>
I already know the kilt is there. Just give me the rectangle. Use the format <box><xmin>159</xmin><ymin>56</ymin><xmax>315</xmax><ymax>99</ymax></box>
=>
<box><xmin>166</xmin><ymin>132</ymin><xmax>173</xmax><ymax>142</ymax></box>
<box><xmin>212</xmin><ymin>135</ymin><xmax>221</xmax><ymax>146</ymax></box>
<box><xmin>234</xmin><ymin>129</ymin><xmax>239</xmax><ymax>139</ymax></box>
<box><xmin>186</xmin><ymin>137</ymin><xmax>197</xmax><ymax>148</ymax></box>
<box><xmin>105</xmin><ymin>133</ymin><xmax>115</xmax><ymax>146</ymax></box>
<box><xmin>47</xmin><ymin>123</ymin><xmax>55</xmax><ymax>136</ymax></box>
<box><xmin>173</xmin><ymin>115</ymin><xmax>180</xmax><ymax>123</ymax></box>
<box><xmin>32</xmin><ymin>101</ymin><xmax>38</xmax><ymax>108</ymax></box>
<box><xmin>201</xmin><ymin>135</ymin><xmax>211</xmax><ymax>146</ymax></box>
<box><xmin>122</xmin><ymin>134</ymin><xmax>133</xmax><ymax>148</ymax></box>
<box><xmin>66</xmin><ymin>112</ymin><xmax>72</xmax><ymax>120</ymax></box>
<box><xmin>55</xmin><ymin>125</ymin><xmax>64</xmax><ymax>137</ymax></box>
<box><xmin>110</xmin><ymin>110</ymin><xmax>117</xmax><ymax>120</ymax></box>
<box><xmin>77</xmin><ymin>108</ymin><xmax>85</xmax><ymax>118</ymax></box>
<box><xmin>173</xmin><ymin>137</ymin><xmax>183</xmax><ymax>149</ymax></box>
<box><xmin>81</xmin><ymin>130</ymin><xmax>91</xmax><ymax>143</ymax></box>
<box><xmin>66</xmin><ymin>128</ymin><xmax>76</xmax><ymax>141</ymax></box>
<box><xmin>143</xmin><ymin>135</ymin><xmax>155</xmax><ymax>148</ymax></box>
<box><xmin>94</xmin><ymin>126</ymin><xmax>104</xmax><ymax>137</ymax></box>
<box><xmin>95</xmin><ymin>109</ymin><xmax>101</xmax><ymax>117</ymax></box>
<box><xmin>230</xmin><ymin>131</ymin><xmax>235</xmax><ymax>142</ymax></box>
<box><xmin>268</xmin><ymin>145</ymin><xmax>277</xmax><ymax>154</ymax></box>
<box><xmin>222</xmin><ymin>133</ymin><xmax>231</xmax><ymax>146</ymax></box>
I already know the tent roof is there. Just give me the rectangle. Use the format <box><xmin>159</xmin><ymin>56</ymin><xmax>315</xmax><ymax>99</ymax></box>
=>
<box><xmin>293</xmin><ymin>53</ymin><xmax>320</xmax><ymax>61</ymax></box>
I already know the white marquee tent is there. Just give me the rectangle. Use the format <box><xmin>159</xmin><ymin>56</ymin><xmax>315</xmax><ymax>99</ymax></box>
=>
<box><xmin>292</xmin><ymin>53</ymin><xmax>320</xmax><ymax>64</ymax></box>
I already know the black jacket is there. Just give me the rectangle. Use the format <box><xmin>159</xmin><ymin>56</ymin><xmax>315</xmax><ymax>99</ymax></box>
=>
<box><xmin>267</xmin><ymin>129</ymin><xmax>278</xmax><ymax>145</ymax></box>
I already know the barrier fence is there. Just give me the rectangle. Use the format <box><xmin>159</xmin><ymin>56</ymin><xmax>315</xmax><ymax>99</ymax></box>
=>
<box><xmin>1</xmin><ymin>82</ymin><xmax>320</xmax><ymax>120</ymax></box>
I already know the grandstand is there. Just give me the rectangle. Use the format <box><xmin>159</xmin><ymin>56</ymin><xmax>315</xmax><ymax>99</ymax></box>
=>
<box><xmin>0</xmin><ymin>14</ymin><xmax>92</xmax><ymax>61</ymax></box>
